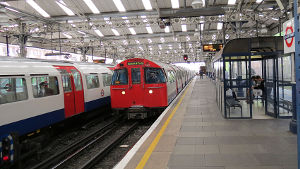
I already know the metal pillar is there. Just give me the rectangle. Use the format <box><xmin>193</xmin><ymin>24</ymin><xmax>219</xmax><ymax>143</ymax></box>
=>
<box><xmin>18</xmin><ymin>23</ymin><xmax>27</xmax><ymax>58</ymax></box>
<box><xmin>5</xmin><ymin>35</ymin><xmax>9</xmax><ymax>56</ymax></box>
<box><xmin>293</xmin><ymin>0</ymin><xmax>300</xmax><ymax>168</ymax></box>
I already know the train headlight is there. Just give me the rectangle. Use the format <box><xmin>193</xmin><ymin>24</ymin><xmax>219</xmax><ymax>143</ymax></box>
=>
<box><xmin>122</xmin><ymin>91</ymin><xmax>126</xmax><ymax>95</ymax></box>
<box><xmin>149</xmin><ymin>90</ymin><xmax>153</xmax><ymax>94</ymax></box>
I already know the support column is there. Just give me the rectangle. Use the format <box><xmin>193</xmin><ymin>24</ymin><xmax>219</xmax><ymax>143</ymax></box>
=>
<box><xmin>18</xmin><ymin>22</ymin><xmax>27</xmax><ymax>58</ymax></box>
<box><xmin>5</xmin><ymin>35</ymin><xmax>9</xmax><ymax>56</ymax></box>
<box><xmin>293</xmin><ymin>0</ymin><xmax>300</xmax><ymax>168</ymax></box>
<box><xmin>80</xmin><ymin>47</ymin><xmax>89</xmax><ymax>62</ymax></box>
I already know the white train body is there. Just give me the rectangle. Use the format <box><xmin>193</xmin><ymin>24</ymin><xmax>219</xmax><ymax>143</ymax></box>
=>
<box><xmin>0</xmin><ymin>58</ymin><xmax>112</xmax><ymax>165</ymax></box>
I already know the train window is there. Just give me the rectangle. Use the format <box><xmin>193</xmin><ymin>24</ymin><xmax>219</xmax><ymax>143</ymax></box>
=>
<box><xmin>145</xmin><ymin>68</ymin><xmax>166</xmax><ymax>84</ymax></box>
<box><xmin>0</xmin><ymin>77</ymin><xmax>28</xmax><ymax>104</ymax></box>
<box><xmin>167</xmin><ymin>71</ymin><xmax>175</xmax><ymax>83</ymax></box>
<box><xmin>70</xmin><ymin>69</ymin><xmax>82</xmax><ymax>91</ymax></box>
<box><xmin>112</xmin><ymin>69</ymin><xmax>128</xmax><ymax>85</ymax></box>
<box><xmin>61</xmin><ymin>75</ymin><xmax>72</xmax><ymax>92</ymax></box>
<box><xmin>86</xmin><ymin>74</ymin><xmax>100</xmax><ymax>89</ymax></box>
<box><xmin>131</xmin><ymin>68</ymin><xmax>141</xmax><ymax>84</ymax></box>
<box><xmin>102</xmin><ymin>73</ymin><xmax>112</xmax><ymax>87</ymax></box>
<box><xmin>31</xmin><ymin>76</ymin><xmax>59</xmax><ymax>98</ymax></box>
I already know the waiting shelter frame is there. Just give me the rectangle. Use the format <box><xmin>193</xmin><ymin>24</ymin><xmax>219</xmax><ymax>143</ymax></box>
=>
<box><xmin>213</xmin><ymin>36</ymin><xmax>292</xmax><ymax>119</ymax></box>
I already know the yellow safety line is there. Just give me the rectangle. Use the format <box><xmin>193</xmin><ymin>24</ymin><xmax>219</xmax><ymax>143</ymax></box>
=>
<box><xmin>135</xmin><ymin>83</ymin><xmax>191</xmax><ymax>169</ymax></box>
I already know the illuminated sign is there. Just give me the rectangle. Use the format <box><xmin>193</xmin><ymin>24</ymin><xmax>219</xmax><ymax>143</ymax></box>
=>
<box><xmin>127</xmin><ymin>62</ymin><xmax>144</xmax><ymax>65</ymax></box>
<box><xmin>203</xmin><ymin>44</ymin><xmax>223</xmax><ymax>52</ymax></box>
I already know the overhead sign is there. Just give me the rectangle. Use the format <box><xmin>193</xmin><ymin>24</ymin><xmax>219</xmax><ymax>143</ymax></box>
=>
<box><xmin>127</xmin><ymin>62</ymin><xmax>144</xmax><ymax>65</ymax></box>
<box><xmin>283</xmin><ymin>18</ymin><xmax>295</xmax><ymax>54</ymax></box>
<box><xmin>203</xmin><ymin>44</ymin><xmax>223</xmax><ymax>52</ymax></box>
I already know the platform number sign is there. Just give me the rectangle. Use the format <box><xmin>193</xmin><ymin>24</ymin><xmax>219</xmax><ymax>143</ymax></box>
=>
<box><xmin>283</xmin><ymin>18</ymin><xmax>295</xmax><ymax>54</ymax></box>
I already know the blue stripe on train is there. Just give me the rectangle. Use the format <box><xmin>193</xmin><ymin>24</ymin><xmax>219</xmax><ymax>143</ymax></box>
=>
<box><xmin>85</xmin><ymin>96</ymin><xmax>111</xmax><ymax>112</ymax></box>
<box><xmin>0</xmin><ymin>109</ymin><xmax>65</xmax><ymax>138</ymax></box>
<box><xmin>0</xmin><ymin>97</ymin><xmax>111</xmax><ymax>139</ymax></box>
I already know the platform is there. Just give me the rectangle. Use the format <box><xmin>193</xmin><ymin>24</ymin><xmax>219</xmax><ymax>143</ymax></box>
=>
<box><xmin>114</xmin><ymin>77</ymin><xmax>297</xmax><ymax>169</ymax></box>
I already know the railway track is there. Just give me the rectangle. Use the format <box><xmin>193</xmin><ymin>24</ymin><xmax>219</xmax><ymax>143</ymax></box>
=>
<box><xmin>30</xmin><ymin>120</ymin><xmax>138</xmax><ymax>169</ymax></box>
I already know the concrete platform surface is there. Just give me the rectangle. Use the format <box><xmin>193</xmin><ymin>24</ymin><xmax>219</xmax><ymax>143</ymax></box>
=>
<box><xmin>117</xmin><ymin>77</ymin><xmax>297</xmax><ymax>169</ymax></box>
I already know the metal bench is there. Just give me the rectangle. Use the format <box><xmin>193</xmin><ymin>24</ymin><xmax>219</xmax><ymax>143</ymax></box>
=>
<box><xmin>226</xmin><ymin>97</ymin><xmax>242</xmax><ymax>117</ymax></box>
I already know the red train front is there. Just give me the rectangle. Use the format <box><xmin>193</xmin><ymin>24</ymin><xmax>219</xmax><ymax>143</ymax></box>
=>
<box><xmin>110</xmin><ymin>58</ymin><xmax>167</xmax><ymax>119</ymax></box>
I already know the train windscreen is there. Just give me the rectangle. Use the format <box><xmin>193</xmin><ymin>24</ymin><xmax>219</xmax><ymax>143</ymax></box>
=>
<box><xmin>131</xmin><ymin>68</ymin><xmax>141</xmax><ymax>84</ymax></box>
<box><xmin>144</xmin><ymin>68</ymin><xmax>166</xmax><ymax>84</ymax></box>
<box><xmin>112</xmin><ymin>69</ymin><xmax>128</xmax><ymax>85</ymax></box>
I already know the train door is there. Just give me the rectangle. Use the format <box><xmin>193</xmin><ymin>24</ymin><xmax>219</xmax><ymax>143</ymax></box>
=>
<box><xmin>54</xmin><ymin>66</ymin><xmax>84</xmax><ymax>117</ymax></box>
<box><xmin>130</xmin><ymin>67</ymin><xmax>144</xmax><ymax>106</ymax></box>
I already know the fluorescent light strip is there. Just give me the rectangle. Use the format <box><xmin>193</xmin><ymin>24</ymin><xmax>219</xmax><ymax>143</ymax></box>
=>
<box><xmin>26</xmin><ymin>0</ymin><xmax>50</xmax><ymax>17</ymax></box>
<box><xmin>63</xmin><ymin>33</ymin><xmax>72</xmax><ymax>39</ymax></box>
<box><xmin>113</xmin><ymin>0</ymin><xmax>126</xmax><ymax>12</ymax></box>
<box><xmin>129</xmin><ymin>28</ymin><xmax>136</xmax><ymax>35</ymax></box>
<box><xmin>146</xmin><ymin>26</ymin><xmax>153</xmax><ymax>34</ymax></box>
<box><xmin>160</xmin><ymin>37</ymin><xmax>165</xmax><ymax>43</ymax></box>
<box><xmin>165</xmin><ymin>26</ymin><xmax>170</xmax><ymax>33</ymax></box>
<box><xmin>141</xmin><ymin>15</ymin><xmax>147</xmax><ymax>18</ymax></box>
<box><xmin>142</xmin><ymin>0</ymin><xmax>152</xmax><ymax>10</ymax></box>
<box><xmin>256</xmin><ymin>0</ymin><xmax>263</xmax><ymax>3</ymax></box>
<box><xmin>94</xmin><ymin>29</ymin><xmax>104</xmax><ymax>37</ymax></box>
<box><xmin>228</xmin><ymin>0</ymin><xmax>236</xmax><ymax>5</ymax></box>
<box><xmin>83</xmin><ymin>0</ymin><xmax>100</xmax><ymax>14</ymax></box>
<box><xmin>78</xmin><ymin>31</ymin><xmax>86</xmax><ymax>35</ymax></box>
<box><xmin>171</xmin><ymin>0</ymin><xmax>179</xmax><ymax>9</ymax></box>
<box><xmin>200</xmin><ymin>24</ymin><xmax>204</xmax><ymax>31</ymax></box>
<box><xmin>112</xmin><ymin>28</ymin><xmax>120</xmax><ymax>36</ymax></box>
<box><xmin>217</xmin><ymin>23</ymin><xmax>223</xmax><ymax>30</ymax></box>
<box><xmin>56</xmin><ymin>0</ymin><xmax>75</xmax><ymax>16</ymax></box>
<box><xmin>181</xmin><ymin>24</ymin><xmax>187</xmax><ymax>32</ymax></box>
<box><xmin>135</xmin><ymin>40</ymin><xmax>140</xmax><ymax>44</ymax></box>
<box><xmin>148</xmin><ymin>39</ymin><xmax>152</xmax><ymax>43</ymax></box>
<box><xmin>5</xmin><ymin>7</ymin><xmax>20</xmax><ymax>13</ymax></box>
<box><xmin>0</xmin><ymin>2</ymin><xmax>10</xmax><ymax>6</ymax></box>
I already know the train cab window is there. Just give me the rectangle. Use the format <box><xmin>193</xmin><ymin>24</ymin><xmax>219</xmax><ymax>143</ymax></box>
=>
<box><xmin>86</xmin><ymin>74</ymin><xmax>99</xmax><ymax>89</ymax></box>
<box><xmin>112</xmin><ymin>69</ymin><xmax>128</xmax><ymax>85</ymax></box>
<box><xmin>131</xmin><ymin>68</ymin><xmax>141</xmax><ymax>84</ymax></box>
<box><xmin>102</xmin><ymin>73</ymin><xmax>112</xmax><ymax>87</ymax></box>
<box><xmin>31</xmin><ymin>76</ymin><xmax>59</xmax><ymax>98</ymax></box>
<box><xmin>0</xmin><ymin>77</ymin><xmax>28</xmax><ymax>104</ymax></box>
<box><xmin>145</xmin><ymin>68</ymin><xmax>166</xmax><ymax>84</ymax></box>
<box><xmin>70</xmin><ymin>69</ymin><xmax>82</xmax><ymax>91</ymax></box>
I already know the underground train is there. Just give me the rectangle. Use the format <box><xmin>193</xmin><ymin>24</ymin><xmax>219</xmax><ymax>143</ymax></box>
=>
<box><xmin>0</xmin><ymin>57</ymin><xmax>112</xmax><ymax>167</ymax></box>
<box><xmin>110</xmin><ymin>58</ymin><xmax>194</xmax><ymax>119</ymax></box>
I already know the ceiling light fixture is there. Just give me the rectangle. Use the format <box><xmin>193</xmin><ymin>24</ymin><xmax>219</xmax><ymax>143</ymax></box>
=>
<box><xmin>0</xmin><ymin>2</ymin><xmax>10</xmax><ymax>6</ymax></box>
<box><xmin>94</xmin><ymin>29</ymin><xmax>104</xmax><ymax>37</ymax></box>
<box><xmin>165</xmin><ymin>26</ymin><xmax>170</xmax><ymax>33</ymax></box>
<box><xmin>217</xmin><ymin>23</ymin><xmax>223</xmax><ymax>30</ymax></box>
<box><xmin>227</xmin><ymin>0</ymin><xmax>236</xmax><ymax>5</ymax></box>
<box><xmin>181</xmin><ymin>24</ymin><xmax>187</xmax><ymax>32</ymax></box>
<box><xmin>56</xmin><ymin>0</ymin><xmax>75</xmax><ymax>16</ymax></box>
<box><xmin>129</xmin><ymin>27</ymin><xmax>136</xmax><ymax>35</ymax></box>
<box><xmin>200</xmin><ymin>24</ymin><xmax>204</xmax><ymax>31</ymax></box>
<box><xmin>160</xmin><ymin>37</ymin><xmax>165</xmax><ymax>43</ymax></box>
<box><xmin>171</xmin><ymin>0</ymin><xmax>179</xmax><ymax>8</ymax></box>
<box><xmin>111</xmin><ymin>28</ymin><xmax>120</xmax><ymax>36</ymax></box>
<box><xmin>113</xmin><ymin>0</ymin><xmax>126</xmax><ymax>12</ymax></box>
<box><xmin>26</xmin><ymin>0</ymin><xmax>50</xmax><ymax>17</ymax></box>
<box><xmin>148</xmin><ymin>39</ymin><xmax>152</xmax><ymax>43</ymax></box>
<box><xmin>83</xmin><ymin>0</ymin><xmax>100</xmax><ymax>14</ymax></box>
<box><xmin>256</xmin><ymin>0</ymin><xmax>263</xmax><ymax>3</ymax></box>
<box><xmin>146</xmin><ymin>26</ymin><xmax>153</xmax><ymax>34</ymax></box>
<box><xmin>63</xmin><ymin>33</ymin><xmax>72</xmax><ymax>39</ymax></box>
<box><xmin>135</xmin><ymin>40</ymin><xmax>140</xmax><ymax>44</ymax></box>
<box><xmin>77</xmin><ymin>31</ymin><xmax>86</xmax><ymax>35</ymax></box>
<box><xmin>191</xmin><ymin>0</ymin><xmax>204</xmax><ymax>8</ymax></box>
<box><xmin>142</xmin><ymin>0</ymin><xmax>152</xmax><ymax>10</ymax></box>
